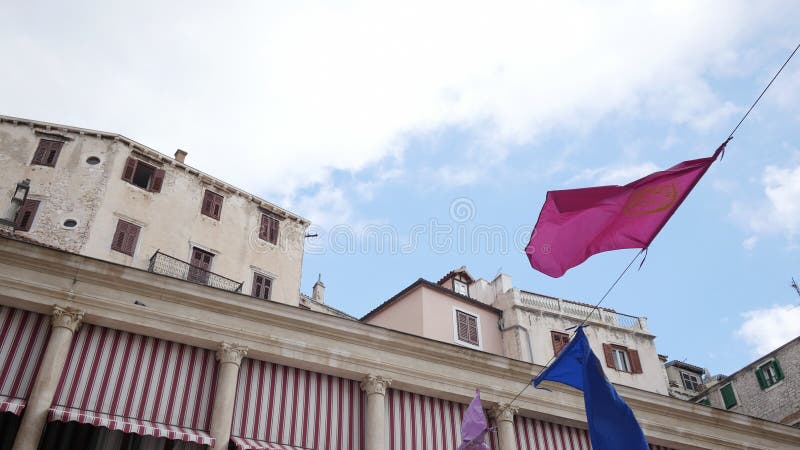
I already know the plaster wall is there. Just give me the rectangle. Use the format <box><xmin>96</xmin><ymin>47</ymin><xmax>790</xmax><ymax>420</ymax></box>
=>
<box><xmin>420</xmin><ymin>286</ymin><xmax>503</xmax><ymax>354</ymax></box>
<box><xmin>363</xmin><ymin>289</ymin><xmax>424</xmax><ymax>336</ymax></box>
<box><xmin>0</xmin><ymin>120</ymin><xmax>306</xmax><ymax>306</ymax></box>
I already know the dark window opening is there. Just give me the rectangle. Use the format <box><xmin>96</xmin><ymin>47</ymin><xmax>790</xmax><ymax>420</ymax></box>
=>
<box><xmin>86</xmin><ymin>156</ymin><xmax>101</xmax><ymax>165</ymax></box>
<box><xmin>63</xmin><ymin>219</ymin><xmax>78</xmax><ymax>228</ymax></box>
<box><xmin>252</xmin><ymin>273</ymin><xmax>273</xmax><ymax>300</ymax></box>
<box><xmin>121</xmin><ymin>157</ymin><xmax>165</xmax><ymax>193</ymax></box>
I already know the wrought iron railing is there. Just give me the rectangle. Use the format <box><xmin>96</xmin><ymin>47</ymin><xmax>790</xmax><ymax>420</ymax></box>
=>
<box><xmin>519</xmin><ymin>290</ymin><xmax>645</xmax><ymax>331</ymax></box>
<box><xmin>148</xmin><ymin>251</ymin><xmax>243</xmax><ymax>293</ymax></box>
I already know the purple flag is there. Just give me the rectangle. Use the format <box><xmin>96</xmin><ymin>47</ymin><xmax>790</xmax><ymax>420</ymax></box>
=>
<box><xmin>458</xmin><ymin>388</ymin><xmax>490</xmax><ymax>450</ymax></box>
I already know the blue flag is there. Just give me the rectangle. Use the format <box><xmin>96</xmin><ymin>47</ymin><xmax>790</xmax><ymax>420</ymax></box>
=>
<box><xmin>532</xmin><ymin>327</ymin><xmax>648</xmax><ymax>450</ymax></box>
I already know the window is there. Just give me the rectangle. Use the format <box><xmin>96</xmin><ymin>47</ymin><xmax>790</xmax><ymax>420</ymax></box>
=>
<box><xmin>681</xmin><ymin>372</ymin><xmax>702</xmax><ymax>391</ymax></box>
<box><xmin>14</xmin><ymin>199</ymin><xmax>40</xmax><ymax>232</ymax></box>
<box><xmin>602</xmin><ymin>343</ymin><xmax>643</xmax><ymax>374</ymax></box>
<box><xmin>31</xmin><ymin>139</ymin><xmax>64</xmax><ymax>167</ymax></box>
<box><xmin>756</xmin><ymin>359</ymin><xmax>784</xmax><ymax>389</ymax></box>
<box><xmin>454</xmin><ymin>309</ymin><xmax>480</xmax><ymax>347</ymax></box>
<box><xmin>111</xmin><ymin>219</ymin><xmax>141</xmax><ymax>256</ymax></box>
<box><xmin>259</xmin><ymin>214</ymin><xmax>279</xmax><ymax>244</ymax></box>
<box><xmin>551</xmin><ymin>331</ymin><xmax>570</xmax><ymax>356</ymax></box>
<box><xmin>453</xmin><ymin>279</ymin><xmax>469</xmax><ymax>296</ymax></box>
<box><xmin>720</xmin><ymin>383</ymin><xmax>737</xmax><ymax>409</ymax></box>
<box><xmin>188</xmin><ymin>247</ymin><xmax>214</xmax><ymax>284</ymax></box>
<box><xmin>201</xmin><ymin>190</ymin><xmax>223</xmax><ymax>220</ymax></box>
<box><xmin>121</xmin><ymin>157</ymin><xmax>165</xmax><ymax>192</ymax></box>
<box><xmin>252</xmin><ymin>273</ymin><xmax>273</xmax><ymax>300</ymax></box>
<box><xmin>698</xmin><ymin>397</ymin><xmax>711</xmax><ymax>407</ymax></box>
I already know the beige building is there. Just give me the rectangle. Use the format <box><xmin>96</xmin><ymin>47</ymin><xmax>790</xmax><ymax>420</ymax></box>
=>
<box><xmin>663</xmin><ymin>360</ymin><xmax>709</xmax><ymax>401</ymax></box>
<box><xmin>2</xmin><ymin>115</ymin><xmax>799</xmax><ymax>449</ymax></box>
<box><xmin>366</xmin><ymin>266</ymin><xmax>669</xmax><ymax>395</ymax></box>
<box><xmin>0</xmin><ymin>115</ymin><xmax>309</xmax><ymax>307</ymax></box>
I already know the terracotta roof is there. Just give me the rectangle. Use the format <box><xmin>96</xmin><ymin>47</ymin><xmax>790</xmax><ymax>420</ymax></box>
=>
<box><xmin>360</xmin><ymin>278</ymin><xmax>501</xmax><ymax>322</ymax></box>
<box><xmin>436</xmin><ymin>266</ymin><xmax>475</xmax><ymax>285</ymax></box>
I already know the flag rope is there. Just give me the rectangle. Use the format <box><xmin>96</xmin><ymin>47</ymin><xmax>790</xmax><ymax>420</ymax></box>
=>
<box><xmin>499</xmin><ymin>39</ymin><xmax>800</xmax><ymax>416</ymax></box>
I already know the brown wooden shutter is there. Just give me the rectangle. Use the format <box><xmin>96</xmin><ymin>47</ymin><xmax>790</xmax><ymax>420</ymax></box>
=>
<box><xmin>628</xmin><ymin>349</ymin><xmax>643</xmax><ymax>374</ymax></box>
<box><xmin>122</xmin><ymin>157</ymin><xmax>137</xmax><ymax>182</ymax></box>
<box><xmin>201</xmin><ymin>190</ymin><xmax>223</xmax><ymax>220</ymax></box>
<box><xmin>467</xmin><ymin>315</ymin><xmax>479</xmax><ymax>345</ymax></box>
<box><xmin>15</xmin><ymin>199</ymin><xmax>40</xmax><ymax>231</ymax></box>
<box><xmin>111</xmin><ymin>220</ymin><xmax>140</xmax><ymax>256</ymax></box>
<box><xmin>252</xmin><ymin>274</ymin><xmax>272</xmax><ymax>300</ymax></box>
<box><xmin>260</xmin><ymin>215</ymin><xmax>279</xmax><ymax>244</ymax></box>
<box><xmin>551</xmin><ymin>331</ymin><xmax>569</xmax><ymax>356</ymax></box>
<box><xmin>31</xmin><ymin>140</ymin><xmax>64</xmax><ymax>166</ymax></box>
<box><xmin>602</xmin><ymin>343</ymin><xmax>615</xmax><ymax>369</ymax></box>
<box><xmin>150</xmin><ymin>168</ymin><xmax>165</xmax><ymax>193</ymax></box>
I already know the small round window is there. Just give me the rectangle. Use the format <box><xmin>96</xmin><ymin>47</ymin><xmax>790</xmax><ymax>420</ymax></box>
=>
<box><xmin>86</xmin><ymin>156</ymin><xmax>101</xmax><ymax>165</ymax></box>
<box><xmin>63</xmin><ymin>219</ymin><xmax>78</xmax><ymax>228</ymax></box>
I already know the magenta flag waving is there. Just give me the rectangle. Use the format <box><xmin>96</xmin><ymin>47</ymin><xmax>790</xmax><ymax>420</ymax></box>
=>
<box><xmin>526</xmin><ymin>142</ymin><xmax>728</xmax><ymax>278</ymax></box>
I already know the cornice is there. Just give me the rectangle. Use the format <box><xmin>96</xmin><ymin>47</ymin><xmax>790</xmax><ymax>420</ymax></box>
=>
<box><xmin>0</xmin><ymin>239</ymin><xmax>797</xmax><ymax>448</ymax></box>
<box><xmin>514</xmin><ymin>303</ymin><xmax>655</xmax><ymax>339</ymax></box>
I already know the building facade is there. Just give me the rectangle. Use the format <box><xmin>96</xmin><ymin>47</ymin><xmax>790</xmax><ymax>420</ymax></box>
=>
<box><xmin>663</xmin><ymin>360</ymin><xmax>709</xmax><ymax>401</ymax></box>
<box><xmin>0</xmin><ymin>115</ymin><xmax>309</xmax><ymax>307</ymax></box>
<box><xmin>694</xmin><ymin>336</ymin><xmax>800</xmax><ymax>427</ymax></box>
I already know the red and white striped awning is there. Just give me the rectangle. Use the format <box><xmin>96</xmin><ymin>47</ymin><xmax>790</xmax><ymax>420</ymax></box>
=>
<box><xmin>514</xmin><ymin>415</ymin><xmax>591</xmax><ymax>450</ymax></box>
<box><xmin>231</xmin><ymin>436</ymin><xmax>313</xmax><ymax>450</ymax></box>
<box><xmin>515</xmin><ymin>415</ymin><xmax>676</xmax><ymax>450</ymax></box>
<box><xmin>386</xmin><ymin>388</ymin><xmax>498</xmax><ymax>450</ymax></box>
<box><xmin>49</xmin><ymin>406</ymin><xmax>214</xmax><ymax>443</ymax></box>
<box><xmin>49</xmin><ymin>324</ymin><xmax>218</xmax><ymax>446</ymax></box>
<box><xmin>231</xmin><ymin>359</ymin><xmax>365</xmax><ymax>450</ymax></box>
<box><xmin>0</xmin><ymin>306</ymin><xmax>50</xmax><ymax>416</ymax></box>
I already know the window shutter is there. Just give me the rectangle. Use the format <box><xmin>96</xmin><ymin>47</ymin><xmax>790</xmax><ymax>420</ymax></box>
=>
<box><xmin>755</xmin><ymin>367</ymin><xmax>767</xmax><ymax>390</ymax></box>
<box><xmin>773</xmin><ymin>359</ymin><xmax>784</xmax><ymax>382</ymax></box>
<box><xmin>260</xmin><ymin>215</ymin><xmax>279</xmax><ymax>244</ymax></box>
<box><xmin>602</xmin><ymin>343</ymin><xmax>615</xmax><ymax>369</ymax></box>
<box><xmin>202</xmin><ymin>191</ymin><xmax>213</xmax><ymax>216</ymax></box>
<box><xmin>123</xmin><ymin>222</ymin><xmax>140</xmax><ymax>255</ymax></box>
<box><xmin>252</xmin><ymin>274</ymin><xmax>263</xmax><ymax>297</ymax></box>
<box><xmin>467</xmin><ymin>315</ymin><xmax>479</xmax><ymax>345</ymax></box>
<box><xmin>150</xmin><ymin>168</ymin><xmax>165</xmax><ymax>192</ymax></box>
<box><xmin>122</xmin><ymin>157</ymin><xmax>137</xmax><ymax>182</ymax></box>
<box><xmin>628</xmin><ymin>349</ymin><xmax>643</xmax><ymax>374</ymax></box>
<box><xmin>112</xmin><ymin>220</ymin><xmax>140</xmax><ymax>256</ymax></box>
<box><xmin>720</xmin><ymin>384</ymin><xmax>737</xmax><ymax>409</ymax></box>
<box><xmin>31</xmin><ymin>141</ymin><xmax>48</xmax><ymax>165</ymax></box>
<box><xmin>456</xmin><ymin>311</ymin><xmax>468</xmax><ymax>340</ymax></box>
<box><xmin>44</xmin><ymin>140</ymin><xmax>63</xmax><ymax>166</ymax></box>
<box><xmin>15</xmin><ymin>199</ymin><xmax>40</xmax><ymax>231</ymax></box>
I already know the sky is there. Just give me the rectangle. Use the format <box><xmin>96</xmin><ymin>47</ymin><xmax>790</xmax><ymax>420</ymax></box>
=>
<box><xmin>2</xmin><ymin>0</ymin><xmax>799</xmax><ymax>376</ymax></box>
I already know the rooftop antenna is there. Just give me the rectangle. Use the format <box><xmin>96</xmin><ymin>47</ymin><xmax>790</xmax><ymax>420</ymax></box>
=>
<box><xmin>791</xmin><ymin>277</ymin><xmax>800</xmax><ymax>299</ymax></box>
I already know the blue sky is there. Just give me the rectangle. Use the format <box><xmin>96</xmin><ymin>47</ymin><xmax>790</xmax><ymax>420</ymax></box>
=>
<box><xmin>2</xmin><ymin>1</ymin><xmax>799</xmax><ymax>376</ymax></box>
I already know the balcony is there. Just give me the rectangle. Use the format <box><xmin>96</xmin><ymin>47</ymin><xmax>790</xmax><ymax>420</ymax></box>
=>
<box><xmin>519</xmin><ymin>290</ymin><xmax>647</xmax><ymax>332</ymax></box>
<box><xmin>148</xmin><ymin>251</ymin><xmax>243</xmax><ymax>293</ymax></box>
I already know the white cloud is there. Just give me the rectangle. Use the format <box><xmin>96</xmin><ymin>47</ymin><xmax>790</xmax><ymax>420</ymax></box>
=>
<box><xmin>0</xmin><ymin>0</ymin><xmax>788</xmax><ymax>220</ymax></box>
<box><xmin>734</xmin><ymin>163</ymin><xmax>800</xmax><ymax>242</ymax></box>
<box><xmin>736</xmin><ymin>304</ymin><xmax>800</xmax><ymax>355</ymax></box>
<box><xmin>742</xmin><ymin>235</ymin><xmax>759</xmax><ymax>250</ymax></box>
<box><xmin>569</xmin><ymin>162</ymin><xmax>661</xmax><ymax>186</ymax></box>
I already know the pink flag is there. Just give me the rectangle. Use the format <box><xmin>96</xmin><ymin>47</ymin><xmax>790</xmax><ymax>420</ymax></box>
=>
<box><xmin>526</xmin><ymin>142</ymin><xmax>727</xmax><ymax>278</ymax></box>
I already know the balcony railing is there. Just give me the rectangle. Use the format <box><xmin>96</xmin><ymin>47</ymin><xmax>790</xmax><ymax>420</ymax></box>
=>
<box><xmin>148</xmin><ymin>251</ymin><xmax>243</xmax><ymax>293</ymax></box>
<box><xmin>520</xmin><ymin>291</ymin><xmax>646</xmax><ymax>331</ymax></box>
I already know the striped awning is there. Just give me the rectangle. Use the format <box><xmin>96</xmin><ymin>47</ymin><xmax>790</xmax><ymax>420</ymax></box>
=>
<box><xmin>231</xmin><ymin>436</ymin><xmax>313</xmax><ymax>450</ymax></box>
<box><xmin>49</xmin><ymin>406</ymin><xmax>214</xmax><ymax>444</ymax></box>
<box><xmin>231</xmin><ymin>359</ymin><xmax>364</xmax><ymax>450</ymax></box>
<box><xmin>0</xmin><ymin>306</ymin><xmax>50</xmax><ymax>415</ymax></box>
<box><xmin>49</xmin><ymin>324</ymin><xmax>217</xmax><ymax>446</ymax></box>
<box><xmin>0</xmin><ymin>395</ymin><xmax>26</xmax><ymax>415</ymax></box>
<box><xmin>386</xmin><ymin>388</ymin><xmax>498</xmax><ymax>450</ymax></box>
<box><xmin>515</xmin><ymin>415</ymin><xmax>675</xmax><ymax>450</ymax></box>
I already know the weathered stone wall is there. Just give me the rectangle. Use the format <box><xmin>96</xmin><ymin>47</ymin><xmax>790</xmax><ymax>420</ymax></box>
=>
<box><xmin>0</xmin><ymin>118</ymin><xmax>307</xmax><ymax>307</ymax></box>
<box><xmin>705</xmin><ymin>339</ymin><xmax>800</xmax><ymax>424</ymax></box>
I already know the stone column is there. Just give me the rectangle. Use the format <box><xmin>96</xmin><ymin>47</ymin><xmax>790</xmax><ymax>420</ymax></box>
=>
<box><xmin>13</xmin><ymin>305</ymin><xmax>84</xmax><ymax>450</ymax></box>
<box><xmin>360</xmin><ymin>374</ymin><xmax>391</xmax><ymax>450</ymax></box>
<box><xmin>209</xmin><ymin>342</ymin><xmax>248</xmax><ymax>450</ymax></box>
<box><xmin>490</xmin><ymin>403</ymin><xmax>518</xmax><ymax>450</ymax></box>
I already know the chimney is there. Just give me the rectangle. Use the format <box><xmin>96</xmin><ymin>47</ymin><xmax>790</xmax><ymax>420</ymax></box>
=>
<box><xmin>174</xmin><ymin>149</ymin><xmax>187</xmax><ymax>163</ymax></box>
<box><xmin>312</xmin><ymin>274</ymin><xmax>325</xmax><ymax>304</ymax></box>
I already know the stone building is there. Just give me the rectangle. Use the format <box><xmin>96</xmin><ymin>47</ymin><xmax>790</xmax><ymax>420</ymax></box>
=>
<box><xmin>693</xmin><ymin>336</ymin><xmax>800</xmax><ymax>427</ymax></box>
<box><xmin>0</xmin><ymin>115</ymin><xmax>309</xmax><ymax>307</ymax></box>
<box><xmin>367</xmin><ymin>266</ymin><xmax>668</xmax><ymax>395</ymax></box>
<box><xmin>1</xmin><ymin>116</ymin><xmax>799</xmax><ymax>449</ymax></box>
<box><xmin>663</xmin><ymin>360</ymin><xmax>709</xmax><ymax>401</ymax></box>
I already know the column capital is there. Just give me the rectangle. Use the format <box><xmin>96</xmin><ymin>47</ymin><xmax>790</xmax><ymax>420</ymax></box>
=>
<box><xmin>216</xmin><ymin>342</ymin><xmax>248</xmax><ymax>366</ymax></box>
<box><xmin>51</xmin><ymin>305</ymin><xmax>84</xmax><ymax>333</ymax></box>
<box><xmin>360</xmin><ymin>374</ymin><xmax>391</xmax><ymax>395</ymax></box>
<box><xmin>489</xmin><ymin>403</ymin><xmax>518</xmax><ymax>423</ymax></box>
